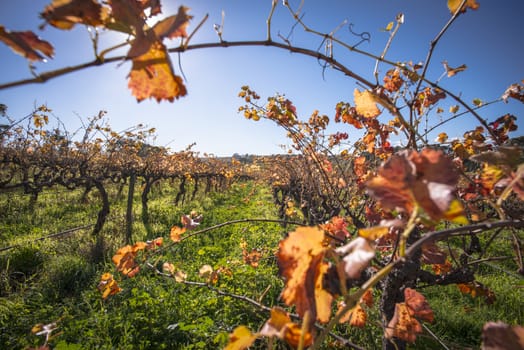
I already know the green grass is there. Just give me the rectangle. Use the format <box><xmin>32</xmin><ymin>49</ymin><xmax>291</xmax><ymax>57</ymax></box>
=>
<box><xmin>0</xmin><ymin>180</ymin><xmax>522</xmax><ymax>349</ymax></box>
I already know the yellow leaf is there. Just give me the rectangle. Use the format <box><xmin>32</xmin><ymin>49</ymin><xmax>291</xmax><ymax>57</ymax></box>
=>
<box><xmin>437</xmin><ymin>132</ymin><xmax>448</xmax><ymax>143</ymax></box>
<box><xmin>444</xmin><ymin>199</ymin><xmax>468</xmax><ymax>224</ymax></box>
<box><xmin>447</xmin><ymin>0</ymin><xmax>479</xmax><ymax>14</ymax></box>
<box><xmin>223</xmin><ymin>326</ymin><xmax>258</xmax><ymax>350</ymax></box>
<box><xmin>354</xmin><ymin>89</ymin><xmax>381</xmax><ymax>118</ymax></box>
<box><xmin>449</xmin><ymin>105</ymin><xmax>459</xmax><ymax>114</ymax></box>
<box><xmin>384</xmin><ymin>21</ymin><xmax>394</xmax><ymax>31</ymax></box>
<box><xmin>358</xmin><ymin>226</ymin><xmax>389</xmax><ymax>241</ymax></box>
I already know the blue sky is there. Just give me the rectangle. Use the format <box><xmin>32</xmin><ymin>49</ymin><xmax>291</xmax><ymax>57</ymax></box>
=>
<box><xmin>1</xmin><ymin>0</ymin><xmax>523</xmax><ymax>156</ymax></box>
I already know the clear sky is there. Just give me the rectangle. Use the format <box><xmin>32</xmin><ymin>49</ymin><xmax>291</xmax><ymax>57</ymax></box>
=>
<box><xmin>1</xmin><ymin>1</ymin><xmax>523</xmax><ymax>156</ymax></box>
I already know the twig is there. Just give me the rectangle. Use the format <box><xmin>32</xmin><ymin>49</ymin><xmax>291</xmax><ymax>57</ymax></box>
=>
<box><xmin>266</xmin><ymin>0</ymin><xmax>278</xmax><ymax>41</ymax></box>
<box><xmin>414</xmin><ymin>0</ymin><xmax>467</xmax><ymax>96</ymax></box>
<box><xmin>374</xmin><ymin>13</ymin><xmax>404</xmax><ymax>84</ymax></box>
<box><xmin>0</xmin><ymin>224</ymin><xmax>93</xmax><ymax>252</ymax></box>
<box><xmin>0</xmin><ymin>40</ymin><xmax>376</xmax><ymax>91</ymax></box>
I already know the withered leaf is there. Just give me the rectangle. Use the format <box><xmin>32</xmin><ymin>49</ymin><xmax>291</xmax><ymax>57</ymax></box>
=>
<box><xmin>335</xmin><ymin>237</ymin><xmax>375</xmax><ymax>280</ymax></box>
<box><xmin>447</xmin><ymin>0</ymin><xmax>479</xmax><ymax>14</ymax></box>
<box><xmin>338</xmin><ymin>302</ymin><xmax>367</xmax><ymax>328</ymax></box>
<box><xmin>443</xmin><ymin>60</ymin><xmax>467</xmax><ymax>77</ymax></box>
<box><xmin>365</xmin><ymin>152</ymin><xmax>416</xmax><ymax>213</ymax></box>
<box><xmin>385</xmin><ymin>302</ymin><xmax>422</xmax><ymax>343</ymax></box>
<box><xmin>107</xmin><ymin>0</ymin><xmax>145</xmax><ymax>34</ymax></box>
<box><xmin>41</xmin><ymin>0</ymin><xmax>106</xmax><ymax>30</ymax></box>
<box><xmin>128</xmin><ymin>41</ymin><xmax>187</xmax><ymax>102</ymax></box>
<box><xmin>224</xmin><ymin>326</ymin><xmax>258</xmax><ymax>350</ymax></box>
<box><xmin>0</xmin><ymin>26</ymin><xmax>54</xmax><ymax>61</ymax></box>
<box><xmin>404</xmin><ymin>288</ymin><xmax>434</xmax><ymax>323</ymax></box>
<box><xmin>354</xmin><ymin>89</ymin><xmax>381</xmax><ymax>118</ymax></box>
<box><xmin>277</xmin><ymin>226</ymin><xmax>328</xmax><ymax>323</ymax></box>
<box><xmin>153</xmin><ymin>6</ymin><xmax>193</xmax><ymax>40</ymax></box>
<box><xmin>481</xmin><ymin>321</ymin><xmax>524</xmax><ymax>350</ymax></box>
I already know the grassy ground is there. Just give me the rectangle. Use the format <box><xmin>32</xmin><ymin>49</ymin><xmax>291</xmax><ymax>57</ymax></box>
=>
<box><xmin>0</xmin><ymin>180</ymin><xmax>522</xmax><ymax>349</ymax></box>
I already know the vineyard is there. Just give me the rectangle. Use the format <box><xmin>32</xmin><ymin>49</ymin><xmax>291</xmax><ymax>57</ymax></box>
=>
<box><xmin>1</xmin><ymin>0</ymin><xmax>523</xmax><ymax>349</ymax></box>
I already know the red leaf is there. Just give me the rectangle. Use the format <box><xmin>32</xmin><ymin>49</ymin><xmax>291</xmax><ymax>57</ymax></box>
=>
<box><xmin>404</xmin><ymin>288</ymin><xmax>434</xmax><ymax>323</ymax></box>
<box><xmin>0</xmin><ymin>26</ymin><xmax>54</xmax><ymax>61</ymax></box>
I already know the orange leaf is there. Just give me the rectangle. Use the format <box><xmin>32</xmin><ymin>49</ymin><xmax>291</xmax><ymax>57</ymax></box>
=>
<box><xmin>361</xmin><ymin>289</ymin><xmax>374</xmax><ymax>308</ymax></box>
<box><xmin>259</xmin><ymin>307</ymin><xmax>292</xmax><ymax>338</ymax></box>
<box><xmin>282</xmin><ymin>323</ymin><xmax>313</xmax><ymax>349</ymax></box>
<box><xmin>128</xmin><ymin>41</ymin><xmax>187</xmax><ymax>102</ymax></box>
<box><xmin>277</xmin><ymin>226</ymin><xmax>328</xmax><ymax>323</ymax></box>
<box><xmin>0</xmin><ymin>26</ymin><xmax>54</xmax><ymax>61</ymax></box>
<box><xmin>404</xmin><ymin>288</ymin><xmax>434</xmax><ymax>323</ymax></box>
<box><xmin>242</xmin><ymin>248</ymin><xmax>262</xmax><ymax>268</ymax></box>
<box><xmin>338</xmin><ymin>303</ymin><xmax>367</xmax><ymax>328</ymax></box>
<box><xmin>315</xmin><ymin>260</ymin><xmax>334</xmax><ymax>323</ymax></box>
<box><xmin>447</xmin><ymin>0</ymin><xmax>479</xmax><ymax>14</ymax></box>
<box><xmin>365</xmin><ymin>153</ymin><xmax>415</xmax><ymax>212</ymax></box>
<box><xmin>385</xmin><ymin>302</ymin><xmax>422</xmax><ymax>343</ymax></box>
<box><xmin>223</xmin><ymin>326</ymin><xmax>258</xmax><ymax>350</ymax></box>
<box><xmin>98</xmin><ymin>273</ymin><xmax>122</xmax><ymax>299</ymax></box>
<box><xmin>354</xmin><ymin>89</ymin><xmax>381</xmax><ymax>118</ymax></box>
<box><xmin>437</xmin><ymin>132</ymin><xmax>448</xmax><ymax>143</ymax></box>
<box><xmin>170</xmin><ymin>226</ymin><xmax>186</xmax><ymax>242</ymax></box>
<box><xmin>112</xmin><ymin>245</ymin><xmax>140</xmax><ymax>277</ymax></box>
<box><xmin>41</xmin><ymin>0</ymin><xmax>107</xmax><ymax>30</ymax></box>
<box><xmin>162</xmin><ymin>262</ymin><xmax>175</xmax><ymax>275</ymax></box>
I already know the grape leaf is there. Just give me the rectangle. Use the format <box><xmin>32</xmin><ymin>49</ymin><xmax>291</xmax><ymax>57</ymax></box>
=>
<box><xmin>128</xmin><ymin>41</ymin><xmax>187</xmax><ymax>102</ymax></box>
<box><xmin>404</xmin><ymin>288</ymin><xmax>434</xmax><ymax>323</ymax></box>
<box><xmin>365</xmin><ymin>152</ymin><xmax>416</xmax><ymax>213</ymax></box>
<box><xmin>481</xmin><ymin>321</ymin><xmax>524</xmax><ymax>350</ymax></box>
<box><xmin>170</xmin><ymin>226</ymin><xmax>186</xmax><ymax>242</ymax></box>
<box><xmin>223</xmin><ymin>326</ymin><xmax>258</xmax><ymax>350</ymax></box>
<box><xmin>242</xmin><ymin>248</ymin><xmax>262</xmax><ymax>268</ymax></box>
<box><xmin>153</xmin><ymin>6</ymin><xmax>192</xmax><ymax>40</ymax></box>
<box><xmin>502</xmin><ymin>82</ymin><xmax>524</xmax><ymax>104</ymax></box>
<box><xmin>447</xmin><ymin>0</ymin><xmax>479</xmax><ymax>14</ymax></box>
<box><xmin>354</xmin><ymin>89</ymin><xmax>381</xmax><ymax>118</ymax></box>
<box><xmin>338</xmin><ymin>303</ymin><xmax>367</xmax><ymax>328</ymax></box>
<box><xmin>139</xmin><ymin>0</ymin><xmax>162</xmax><ymax>17</ymax></box>
<box><xmin>385</xmin><ymin>302</ymin><xmax>422</xmax><ymax>343</ymax></box>
<box><xmin>335</xmin><ymin>237</ymin><xmax>375</xmax><ymax>279</ymax></box>
<box><xmin>277</xmin><ymin>226</ymin><xmax>329</xmax><ymax>323</ymax></box>
<box><xmin>259</xmin><ymin>307</ymin><xmax>313</xmax><ymax>347</ymax></box>
<box><xmin>112</xmin><ymin>246</ymin><xmax>138</xmax><ymax>277</ymax></box>
<box><xmin>259</xmin><ymin>307</ymin><xmax>291</xmax><ymax>338</ymax></box>
<box><xmin>0</xmin><ymin>26</ymin><xmax>54</xmax><ymax>61</ymax></box>
<box><xmin>443</xmin><ymin>60</ymin><xmax>467</xmax><ymax>77</ymax></box>
<box><xmin>358</xmin><ymin>225</ymin><xmax>389</xmax><ymax>241</ymax></box>
<box><xmin>41</xmin><ymin>0</ymin><xmax>107</xmax><ymax>30</ymax></box>
<box><xmin>366</xmin><ymin>149</ymin><xmax>467</xmax><ymax>223</ymax></box>
<box><xmin>98</xmin><ymin>273</ymin><xmax>122</xmax><ymax>299</ymax></box>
